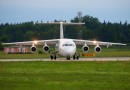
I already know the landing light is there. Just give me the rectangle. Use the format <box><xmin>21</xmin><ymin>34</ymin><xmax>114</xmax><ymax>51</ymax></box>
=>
<box><xmin>93</xmin><ymin>41</ymin><xmax>97</xmax><ymax>44</ymax></box>
<box><xmin>34</xmin><ymin>40</ymin><xmax>38</xmax><ymax>44</ymax></box>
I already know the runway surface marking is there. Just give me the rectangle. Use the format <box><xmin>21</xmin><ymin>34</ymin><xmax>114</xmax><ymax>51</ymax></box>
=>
<box><xmin>0</xmin><ymin>57</ymin><xmax>130</xmax><ymax>62</ymax></box>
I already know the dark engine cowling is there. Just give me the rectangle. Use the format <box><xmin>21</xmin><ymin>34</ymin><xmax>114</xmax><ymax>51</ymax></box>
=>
<box><xmin>94</xmin><ymin>45</ymin><xmax>101</xmax><ymax>53</ymax></box>
<box><xmin>43</xmin><ymin>46</ymin><xmax>49</xmax><ymax>53</ymax></box>
<box><xmin>82</xmin><ymin>45</ymin><xmax>89</xmax><ymax>52</ymax></box>
<box><xmin>30</xmin><ymin>46</ymin><xmax>37</xmax><ymax>52</ymax></box>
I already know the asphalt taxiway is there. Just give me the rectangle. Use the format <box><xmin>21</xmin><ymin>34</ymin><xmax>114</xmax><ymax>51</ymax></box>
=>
<box><xmin>0</xmin><ymin>57</ymin><xmax>130</xmax><ymax>62</ymax></box>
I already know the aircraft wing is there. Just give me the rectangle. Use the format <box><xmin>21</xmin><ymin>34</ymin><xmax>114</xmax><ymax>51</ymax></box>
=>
<box><xmin>2</xmin><ymin>39</ymin><xmax>59</xmax><ymax>46</ymax></box>
<box><xmin>73</xmin><ymin>39</ymin><xmax>126</xmax><ymax>46</ymax></box>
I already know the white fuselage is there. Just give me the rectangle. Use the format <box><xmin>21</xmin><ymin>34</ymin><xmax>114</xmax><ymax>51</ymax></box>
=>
<box><xmin>57</xmin><ymin>39</ymin><xmax>76</xmax><ymax>57</ymax></box>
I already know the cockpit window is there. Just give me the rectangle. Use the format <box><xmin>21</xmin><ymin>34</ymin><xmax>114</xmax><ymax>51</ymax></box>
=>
<box><xmin>69</xmin><ymin>44</ymin><xmax>73</xmax><ymax>46</ymax></box>
<box><xmin>63</xmin><ymin>44</ymin><xmax>74</xmax><ymax>47</ymax></box>
<box><xmin>64</xmin><ymin>44</ymin><xmax>68</xmax><ymax>46</ymax></box>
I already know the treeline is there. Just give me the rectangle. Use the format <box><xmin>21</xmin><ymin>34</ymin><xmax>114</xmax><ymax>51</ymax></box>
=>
<box><xmin>0</xmin><ymin>15</ymin><xmax>130</xmax><ymax>44</ymax></box>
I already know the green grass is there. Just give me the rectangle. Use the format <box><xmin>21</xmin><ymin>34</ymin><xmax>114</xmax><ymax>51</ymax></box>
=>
<box><xmin>0</xmin><ymin>61</ymin><xmax>130</xmax><ymax>90</ymax></box>
<box><xmin>0</xmin><ymin>53</ymin><xmax>50</xmax><ymax>59</ymax></box>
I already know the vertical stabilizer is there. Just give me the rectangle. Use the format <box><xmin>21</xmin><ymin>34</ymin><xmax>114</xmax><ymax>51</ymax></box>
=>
<box><xmin>36</xmin><ymin>21</ymin><xmax>85</xmax><ymax>39</ymax></box>
<box><xmin>60</xmin><ymin>21</ymin><xmax>64</xmax><ymax>39</ymax></box>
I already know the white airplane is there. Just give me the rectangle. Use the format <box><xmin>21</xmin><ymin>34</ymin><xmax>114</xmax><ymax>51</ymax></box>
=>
<box><xmin>2</xmin><ymin>21</ymin><xmax>126</xmax><ymax>60</ymax></box>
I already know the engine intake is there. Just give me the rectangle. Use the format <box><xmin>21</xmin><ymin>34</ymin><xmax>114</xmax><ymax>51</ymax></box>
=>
<box><xmin>82</xmin><ymin>45</ymin><xmax>89</xmax><ymax>52</ymax></box>
<box><xmin>30</xmin><ymin>46</ymin><xmax>37</xmax><ymax>52</ymax></box>
<box><xmin>43</xmin><ymin>46</ymin><xmax>49</xmax><ymax>52</ymax></box>
<box><xmin>94</xmin><ymin>46</ymin><xmax>101</xmax><ymax>53</ymax></box>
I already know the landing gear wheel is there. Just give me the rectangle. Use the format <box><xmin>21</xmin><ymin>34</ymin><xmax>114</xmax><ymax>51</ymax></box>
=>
<box><xmin>76</xmin><ymin>56</ymin><xmax>79</xmax><ymax>60</ymax></box>
<box><xmin>50</xmin><ymin>51</ymin><xmax>57</xmax><ymax>60</ymax></box>
<box><xmin>73</xmin><ymin>53</ymin><xmax>80</xmax><ymax>60</ymax></box>
<box><xmin>67</xmin><ymin>56</ymin><xmax>70</xmax><ymax>60</ymax></box>
<box><xmin>73</xmin><ymin>55</ymin><xmax>76</xmax><ymax>60</ymax></box>
<box><xmin>50</xmin><ymin>55</ymin><xmax>53</xmax><ymax>60</ymax></box>
<box><xmin>54</xmin><ymin>55</ymin><xmax>56</xmax><ymax>60</ymax></box>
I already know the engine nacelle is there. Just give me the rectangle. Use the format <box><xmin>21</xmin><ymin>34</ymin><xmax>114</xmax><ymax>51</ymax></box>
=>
<box><xmin>82</xmin><ymin>45</ymin><xmax>89</xmax><ymax>52</ymax></box>
<box><xmin>30</xmin><ymin>46</ymin><xmax>37</xmax><ymax>52</ymax></box>
<box><xmin>43</xmin><ymin>46</ymin><xmax>49</xmax><ymax>53</ymax></box>
<box><xmin>94</xmin><ymin>45</ymin><xmax>101</xmax><ymax>53</ymax></box>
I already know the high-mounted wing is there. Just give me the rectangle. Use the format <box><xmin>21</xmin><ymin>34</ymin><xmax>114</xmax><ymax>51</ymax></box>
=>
<box><xmin>2</xmin><ymin>39</ymin><xmax>59</xmax><ymax>46</ymax></box>
<box><xmin>73</xmin><ymin>39</ymin><xmax>126</xmax><ymax>46</ymax></box>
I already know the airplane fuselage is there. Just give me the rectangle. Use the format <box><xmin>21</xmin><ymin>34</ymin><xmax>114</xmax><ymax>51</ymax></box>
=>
<box><xmin>57</xmin><ymin>39</ymin><xmax>76</xmax><ymax>57</ymax></box>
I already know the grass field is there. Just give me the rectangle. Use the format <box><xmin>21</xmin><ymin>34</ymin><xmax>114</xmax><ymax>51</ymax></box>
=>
<box><xmin>0</xmin><ymin>61</ymin><xmax>130</xmax><ymax>90</ymax></box>
<box><xmin>0</xmin><ymin>46</ymin><xmax>130</xmax><ymax>59</ymax></box>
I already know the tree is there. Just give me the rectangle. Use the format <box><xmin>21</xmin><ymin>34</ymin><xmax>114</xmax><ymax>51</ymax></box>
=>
<box><xmin>82</xmin><ymin>15</ymin><xmax>101</xmax><ymax>30</ymax></box>
<box><xmin>0</xmin><ymin>42</ymin><xmax>3</xmax><ymax>51</ymax></box>
<box><xmin>0</xmin><ymin>15</ymin><xmax>129</xmax><ymax>44</ymax></box>
<box><xmin>0</xmin><ymin>35</ymin><xmax>9</xmax><ymax>43</ymax></box>
<box><xmin>24</xmin><ymin>31</ymin><xmax>34</xmax><ymax>41</ymax></box>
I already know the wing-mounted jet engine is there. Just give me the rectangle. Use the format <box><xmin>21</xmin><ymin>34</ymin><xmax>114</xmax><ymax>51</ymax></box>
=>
<box><xmin>43</xmin><ymin>42</ymin><xmax>49</xmax><ymax>53</ymax></box>
<box><xmin>82</xmin><ymin>43</ymin><xmax>89</xmax><ymax>52</ymax></box>
<box><xmin>30</xmin><ymin>45</ymin><xmax>37</xmax><ymax>52</ymax></box>
<box><xmin>94</xmin><ymin>44</ymin><xmax>101</xmax><ymax>53</ymax></box>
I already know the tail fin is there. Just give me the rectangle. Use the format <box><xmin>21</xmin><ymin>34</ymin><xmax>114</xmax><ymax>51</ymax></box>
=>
<box><xmin>60</xmin><ymin>21</ymin><xmax>64</xmax><ymax>39</ymax></box>
<box><xmin>36</xmin><ymin>21</ymin><xmax>85</xmax><ymax>39</ymax></box>
<box><xmin>59</xmin><ymin>21</ymin><xmax>85</xmax><ymax>39</ymax></box>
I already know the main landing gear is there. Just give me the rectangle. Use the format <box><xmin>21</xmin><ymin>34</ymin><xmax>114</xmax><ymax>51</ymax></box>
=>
<box><xmin>50</xmin><ymin>52</ymin><xmax>80</xmax><ymax>60</ymax></box>
<box><xmin>66</xmin><ymin>56</ymin><xmax>70</xmax><ymax>60</ymax></box>
<box><xmin>67</xmin><ymin>53</ymin><xmax>80</xmax><ymax>60</ymax></box>
<box><xmin>73</xmin><ymin>53</ymin><xmax>80</xmax><ymax>60</ymax></box>
<box><xmin>50</xmin><ymin>52</ymin><xmax>57</xmax><ymax>60</ymax></box>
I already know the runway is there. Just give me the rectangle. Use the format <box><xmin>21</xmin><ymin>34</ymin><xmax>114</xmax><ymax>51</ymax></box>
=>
<box><xmin>0</xmin><ymin>57</ymin><xmax>130</xmax><ymax>62</ymax></box>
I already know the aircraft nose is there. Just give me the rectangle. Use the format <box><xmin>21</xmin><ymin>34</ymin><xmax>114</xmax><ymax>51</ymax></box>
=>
<box><xmin>64</xmin><ymin>47</ymin><xmax>76</xmax><ymax>56</ymax></box>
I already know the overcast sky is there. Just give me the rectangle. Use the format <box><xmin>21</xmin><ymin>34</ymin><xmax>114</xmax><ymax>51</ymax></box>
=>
<box><xmin>0</xmin><ymin>0</ymin><xmax>130</xmax><ymax>24</ymax></box>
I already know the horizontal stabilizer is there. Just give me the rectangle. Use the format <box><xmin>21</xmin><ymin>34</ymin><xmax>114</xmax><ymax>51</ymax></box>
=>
<box><xmin>36</xmin><ymin>21</ymin><xmax>85</xmax><ymax>25</ymax></box>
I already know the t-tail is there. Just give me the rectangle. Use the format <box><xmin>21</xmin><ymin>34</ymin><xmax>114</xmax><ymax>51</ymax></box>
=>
<box><xmin>36</xmin><ymin>21</ymin><xmax>85</xmax><ymax>39</ymax></box>
<box><xmin>60</xmin><ymin>21</ymin><xmax>64</xmax><ymax>39</ymax></box>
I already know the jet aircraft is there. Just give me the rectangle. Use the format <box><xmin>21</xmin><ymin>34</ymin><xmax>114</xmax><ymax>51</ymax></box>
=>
<box><xmin>2</xmin><ymin>21</ymin><xmax>126</xmax><ymax>60</ymax></box>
